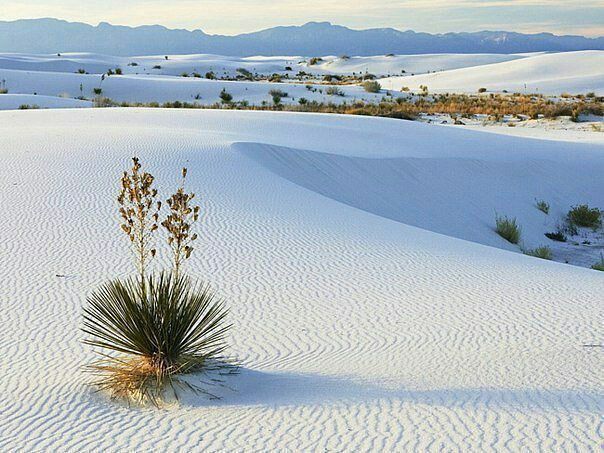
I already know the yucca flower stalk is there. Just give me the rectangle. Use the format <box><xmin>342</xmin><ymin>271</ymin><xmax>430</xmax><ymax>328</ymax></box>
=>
<box><xmin>117</xmin><ymin>157</ymin><xmax>161</xmax><ymax>286</ymax></box>
<box><xmin>162</xmin><ymin>167</ymin><xmax>200</xmax><ymax>279</ymax></box>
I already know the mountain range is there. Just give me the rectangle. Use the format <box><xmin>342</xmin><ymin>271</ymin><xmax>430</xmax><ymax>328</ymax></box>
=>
<box><xmin>1</xmin><ymin>18</ymin><xmax>603</xmax><ymax>56</ymax></box>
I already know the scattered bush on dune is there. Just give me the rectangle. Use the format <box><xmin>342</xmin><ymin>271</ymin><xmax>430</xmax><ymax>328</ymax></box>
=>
<box><xmin>308</xmin><ymin>57</ymin><xmax>323</xmax><ymax>66</ymax></box>
<box><xmin>523</xmin><ymin>246</ymin><xmax>553</xmax><ymax>260</ymax></box>
<box><xmin>18</xmin><ymin>104</ymin><xmax>40</xmax><ymax>110</ymax></box>
<box><xmin>326</xmin><ymin>86</ymin><xmax>345</xmax><ymax>96</ymax></box>
<box><xmin>545</xmin><ymin>231</ymin><xmax>566</xmax><ymax>242</ymax></box>
<box><xmin>592</xmin><ymin>254</ymin><xmax>604</xmax><ymax>271</ymax></box>
<box><xmin>362</xmin><ymin>81</ymin><xmax>381</xmax><ymax>93</ymax></box>
<box><xmin>495</xmin><ymin>214</ymin><xmax>521</xmax><ymax>244</ymax></box>
<box><xmin>82</xmin><ymin>158</ymin><xmax>235</xmax><ymax>405</ymax></box>
<box><xmin>535</xmin><ymin>198</ymin><xmax>550</xmax><ymax>215</ymax></box>
<box><xmin>268</xmin><ymin>89</ymin><xmax>288</xmax><ymax>98</ymax></box>
<box><xmin>567</xmin><ymin>204</ymin><xmax>601</xmax><ymax>229</ymax></box>
<box><xmin>219</xmin><ymin>88</ymin><xmax>233</xmax><ymax>104</ymax></box>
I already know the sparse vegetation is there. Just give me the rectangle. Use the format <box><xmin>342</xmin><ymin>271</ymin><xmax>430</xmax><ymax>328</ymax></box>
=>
<box><xmin>591</xmin><ymin>254</ymin><xmax>604</xmax><ymax>271</ymax></box>
<box><xmin>326</xmin><ymin>86</ymin><xmax>345</xmax><ymax>96</ymax></box>
<box><xmin>567</xmin><ymin>204</ymin><xmax>601</xmax><ymax>229</ymax></box>
<box><xmin>268</xmin><ymin>89</ymin><xmax>288</xmax><ymax>98</ymax></box>
<box><xmin>93</xmin><ymin>88</ymin><xmax>103</xmax><ymax>95</ymax></box>
<box><xmin>545</xmin><ymin>231</ymin><xmax>567</xmax><ymax>242</ymax></box>
<box><xmin>524</xmin><ymin>246</ymin><xmax>553</xmax><ymax>260</ymax></box>
<box><xmin>495</xmin><ymin>214</ymin><xmax>521</xmax><ymax>244</ymax></box>
<box><xmin>308</xmin><ymin>57</ymin><xmax>323</xmax><ymax>66</ymax></box>
<box><xmin>219</xmin><ymin>88</ymin><xmax>233</xmax><ymax>104</ymax></box>
<box><xmin>18</xmin><ymin>104</ymin><xmax>40</xmax><ymax>110</ymax></box>
<box><xmin>478</xmin><ymin>87</ymin><xmax>487</xmax><ymax>93</ymax></box>
<box><xmin>362</xmin><ymin>81</ymin><xmax>381</xmax><ymax>93</ymax></box>
<box><xmin>535</xmin><ymin>199</ymin><xmax>550</xmax><ymax>214</ymax></box>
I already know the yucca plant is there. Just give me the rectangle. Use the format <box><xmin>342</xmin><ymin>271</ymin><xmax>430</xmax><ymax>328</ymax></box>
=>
<box><xmin>82</xmin><ymin>158</ymin><xmax>235</xmax><ymax>405</ymax></box>
<box><xmin>83</xmin><ymin>272</ymin><xmax>234</xmax><ymax>404</ymax></box>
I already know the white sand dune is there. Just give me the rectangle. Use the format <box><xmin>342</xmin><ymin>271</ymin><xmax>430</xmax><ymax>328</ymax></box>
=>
<box><xmin>0</xmin><ymin>109</ymin><xmax>601</xmax><ymax>451</ymax></box>
<box><xmin>0</xmin><ymin>93</ymin><xmax>92</xmax><ymax>109</ymax></box>
<box><xmin>0</xmin><ymin>67</ymin><xmax>390</xmax><ymax>106</ymax></box>
<box><xmin>380</xmin><ymin>50</ymin><xmax>604</xmax><ymax>94</ymax></box>
<box><xmin>0</xmin><ymin>51</ymin><xmax>530</xmax><ymax>78</ymax></box>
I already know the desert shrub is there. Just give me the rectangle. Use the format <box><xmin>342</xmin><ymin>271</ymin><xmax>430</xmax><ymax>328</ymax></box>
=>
<box><xmin>362</xmin><ymin>81</ymin><xmax>381</xmax><ymax>93</ymax></box>
<box><xmin>269</xmin><ymin>89</ymin><xmax>288</xmax><ymax>98</ymax></box>
<box><xmin>76</xmin><ymin>68</ymin><xmax>87</xmax><ymax>74</ymax></box>
<box><xmin>535</xmin><ymin>199</ymin><xmax>550</xmax><ymax>214</ymax></box>
<box><xmin>205</xmin><ymin>71</ymin><xmax>216</xmax><ymax>80</ymax></box>
<box><xmin>83</xmin><ymin>158</ymin><xmax>234</xmax><ymax>404</ymax></box>
<box><xmin>268</xmin><ymin>74</ymin><xmax>282</xmax><ymax>83</ymax></box>
<box><xmin>236</xmin><ymin>68</ymin><xmax>253</xmax><ymax>80</ymax></box>
<box><xmin>272</xmin><ymin>95</ymin><xmax>282</xmax><ymax>105</ymax></box>
<box><xmin>308</xmin><ymin>57</ymin><xmax>323</xmax><ymax>66</ymax></box>
<box><xmin>153</xmin><ymin>65</ymin><xmax>162</xmax><ymax>70</ymax></box>
<box><xmin>495</xmin><ymin>214</ymin><xmax>521</xmax><ymax>244</ymax></box>
<box><xmin>115</xmin><ymin>68</ymin><xmax>123</xmax><ymax>75</ymax></box>
<box><xmin>545</xmin><ymin>231</ymin><xmax>566</xmax><ymax>242</ymax></box>
<box><xmin>340</xmin><ymin>55</ymin><xmax>350</xmax><ymax>60</ymax></box>
<box><xmin>524</xmin><ymin>246</ymin><xmax>552</xmax><ymax>260</ymax></box>
<box><xmin>18</xmin><ymin>104</ymin><xmax>40</xmax><ymax>110</ymax></box>
<box><xmin>83</xmin><ymin>272</ymin><xmax>233</xmax><ymax>404</ymax></box>
<box><xmin>192</xmin><ymin>72</ymin><xmax>201</xmax><ymax>78</ymax></box>
<box><xmin>326</xmin><ymin>86</ymin><xmax>345</xmax><ymax>96</ymax></box>
<box><xmin>284</xmin><ymin>66</ymin><xmax>292</xmax><ymax>71</ymax></box>
<box><xmin>128</xmin><ymin>62</ymin><xmax>138</xmax><ymax>66</ymax></box>
<box><xmin>93</xmin><ymin>88</ymin><xmax>103</xmax><ymax>95</ymax></box>
<box><xmin>592</xmin><ymin>254</ymin><xmax>604</xmax><ymax>271</ymax></box>
<box><xmin>478</xmin><ymin>87</ymin><xmax>487</xmax><ymax>93</ymax></box>
<box><xmin>0</xmin><ymin>89</ymin><xmax>7</xmax><ymax>94</ymax></box>
<box><xmin>219</xmin><ymin>89</ymin><xmax>233</xmax><ymax>104</ymax></box>
<box><xmin>181</xmin><ymin>72</ymin><xmax>189</xmax><ymax>77</ymax></box>
<box><xmin>567</xmin><ymin>204</ymin><xmax>601</xmax><ymax>229</ymax></box>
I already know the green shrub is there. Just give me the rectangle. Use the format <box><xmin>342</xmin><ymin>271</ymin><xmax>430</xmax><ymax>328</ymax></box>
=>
<box><xmin>219</xmin><ymin>88</ymin><xmax>233</xmax><ymax>104</ymax></box>
<box><xmin>478</xmin><ymin>87</ymin><xmax>487</xmax><ymax>93</ymax></box>
<box><xmin>152</xmin><ymin>65</ymin><xmax>162</xmax><ymax>70</ymax></box>
<box><xmin>362</xmin><ymin>81</ymin><xmax>381</xmax><ymax>93</ymax></box>
<box><xmin>308</xmin><ymin>57</ymin><xmax>323</xmax><ymax>66</ymax></box>
<box><xmin>326</xmin><ymin>86</ymin><xmax>345</xmax><ymax>96</ymax></box>
<box><xmin>236</xmin><ymin>68</ymin><xmax>253</xmax><ymax>80</ymax></box>
<box><xmin>545</xmin><ymin>231</ymin><xmax>566</xmax><ymax>242</ymax></box>
<box><xmin>567</xmin><ymin>204</ymin><xmax>601</xmax><ymax>228</ymax></box>
<box><xmin>535</xmin><ymin>199</ymin><xmax>550</xmax><ymax>214</ymax></box>
<box><xmin>83</xmin><ymin>273</ymin><xmax>233</xmax><ymax>404</ymax></box>
<box><xmin>269</xmin><ymin>89</ymin><xmax>288</xmax><ymax>98</ymax></box>
<box><xmin>524</xmin><ymin>246</ymin><xmax>553</xmax><ymax>260</ymax></box>
<box><xmin>18</xmin><ymin>104</ymin><xmax>40</xmax><ymax>110</ymax></box>
<box><xmin>495</xmin><ymin>214</ymin><xmax>521</xmax><ymax>244</ymax></box>
<box><xmin>592</xmin><ymin>254</ymin><xmax>604</xmax><ymax>271</ymax></box>
<box><xmin>93</xmin><ymin>88</ymin><xmax>103</xmax><ymax>95</ymax></box>
<box><xmin>205</xmin><ymin>71</ymin><xmax>216</xmax><ymax>80</ymax></box>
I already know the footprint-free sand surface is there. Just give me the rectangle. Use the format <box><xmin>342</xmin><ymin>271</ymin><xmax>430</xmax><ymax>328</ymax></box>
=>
<box><xmin>0</xmin><ymin>109</ymin><xmax>602</xmax><ymax>450</ymax></box>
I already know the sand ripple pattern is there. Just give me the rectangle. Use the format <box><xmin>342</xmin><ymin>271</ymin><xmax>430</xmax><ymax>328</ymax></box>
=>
<box><xmin>0</xmin><ymin>109</ymin><xmax>602</xmax><ymax>451</ymax></box>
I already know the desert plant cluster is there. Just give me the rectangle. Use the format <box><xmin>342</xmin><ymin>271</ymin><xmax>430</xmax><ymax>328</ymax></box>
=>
<box><xmin>82</xmin><ymin>158</ymin><xmax>235</xmax><ymax>405</ymax></box>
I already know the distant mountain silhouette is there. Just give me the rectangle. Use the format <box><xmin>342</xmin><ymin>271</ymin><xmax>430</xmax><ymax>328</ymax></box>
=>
<box><xmin>1</xmin><ymin>18</ymin><xmax>602</xmax><ymax>56</ymax></box>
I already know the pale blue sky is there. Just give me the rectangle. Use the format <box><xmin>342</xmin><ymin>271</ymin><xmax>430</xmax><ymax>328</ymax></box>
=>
<box><xmin>2</xmin><ymin>1</ymin><xmax>603</xmax><ymax>37</ymax></box>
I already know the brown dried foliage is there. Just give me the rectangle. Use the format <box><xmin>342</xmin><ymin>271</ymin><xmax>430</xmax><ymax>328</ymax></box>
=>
<box><xmin>117</xmin><ymin>157</ymin><xmax>161</xmax><ymax>283</ymax></box>
<box><xmin>162</xmin><ymin>168</ymin><xmax>200</xmax><ymax>279</ymax></box>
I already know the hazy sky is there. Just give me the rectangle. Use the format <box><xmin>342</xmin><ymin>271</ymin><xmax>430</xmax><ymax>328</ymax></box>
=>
<box><xmin>2</xmin><ymin>1</ymin><xmax>603</xmax><ymax>37</ymax></box>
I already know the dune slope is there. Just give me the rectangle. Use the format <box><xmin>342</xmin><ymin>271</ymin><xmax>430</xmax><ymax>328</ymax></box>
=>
<box><xmin>380</xmin><ymin>50</ymin><xmax>604</xmax><ymax>94</ymax></box>
<box><xmin>0</xmin><ymin>109</ymin><xmax>602</xmax><ymax>451</ymax></box>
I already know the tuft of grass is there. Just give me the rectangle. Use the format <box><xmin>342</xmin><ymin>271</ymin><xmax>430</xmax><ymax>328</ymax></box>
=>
<box><xmin>567</xmin><ymin>204</ymin><xmax>601</xmax><ymax>229</ymax></box>
<box><xmin>545</xmin><ymin>231</ymin><xmax>566</xmax><ymax>242</ymax></box>
<box><xmin>362</xmin><ymin>81</ymin><xmax>381</xmax><ymax>93</ymax></box>
<box><xmin>219</xmin><ymin>88</ymin><xmax>233</xmax><ymax>104</ymax></box>
<box><xmin>535</xmin><ymin>198</ymin><xmax>550</xmax><ymax>214</ymax></box>
<box><xmin>82</xmin><ymin>272</ymin><xmax>235</xmax><ymax>405</ymax></box>
<box><xmin>495</xmin><ymin>214</ymin><xmax>521</xmax><ymax>244</ymax></box>
<box><xmin>524</xmin><ymin>246</ymin><xmax>553</xmax><ymax>260</ymax></box>
<box><xmin>591</xmin><ymin>254</ymin><xmax>604</xmax><ymax>271</ymax></box>
<box><xmin>325</xmin><ymin>86</ymin><xmax>345</xmax><ymax>96</ymax></box>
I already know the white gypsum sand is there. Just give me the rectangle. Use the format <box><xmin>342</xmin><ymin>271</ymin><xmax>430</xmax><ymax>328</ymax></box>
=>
<box><xmin>380</xmin><ymin>50</ymin><xmax>604</xmax><ymax>95</ymax></box>
<box><xmin>0</xmin><ymin>108</ymin><xmax>602</xmax><ymax>451</ymax></box>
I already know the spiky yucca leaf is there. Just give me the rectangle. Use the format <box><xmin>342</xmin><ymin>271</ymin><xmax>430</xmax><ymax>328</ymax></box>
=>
<box><xmin>82</xmin><ymin>273</ymin><xmax>233</xmax><ymax>403</ymax></box>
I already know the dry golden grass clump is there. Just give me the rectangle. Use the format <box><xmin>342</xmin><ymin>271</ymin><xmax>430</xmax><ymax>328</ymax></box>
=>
<box><xmin>83</xmin><ymin>158</ymin><xmax>234</xmax><ymax>405</ymax></box>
